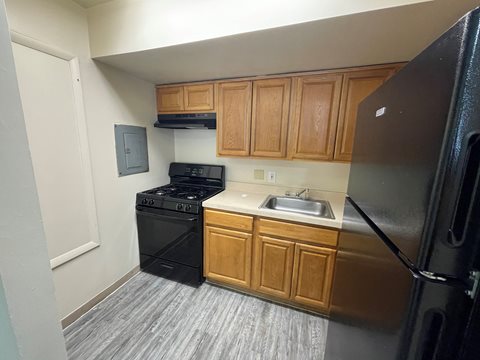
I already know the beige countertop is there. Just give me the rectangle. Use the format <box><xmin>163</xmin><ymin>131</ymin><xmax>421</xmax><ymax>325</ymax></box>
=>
<box><xmin>203</xmin><ymin>182</ymin><xmax>345</xmax><ymax>229</ymax></box>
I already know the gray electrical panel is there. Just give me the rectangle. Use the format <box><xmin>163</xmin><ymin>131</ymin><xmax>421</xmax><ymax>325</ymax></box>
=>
<box><xmin>114</xmin><ymin>124</ymin><xmax>149</xmax><ymax>177</ymax></box>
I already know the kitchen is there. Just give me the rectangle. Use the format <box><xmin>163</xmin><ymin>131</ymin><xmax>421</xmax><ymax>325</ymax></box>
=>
<box><xmin>1</xmin><ymin>0</ymin><xmax>480</xmax><ymax>359</ymax></box>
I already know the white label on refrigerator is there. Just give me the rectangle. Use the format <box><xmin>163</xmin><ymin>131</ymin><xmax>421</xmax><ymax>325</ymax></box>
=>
<box><xmin>375</xmin><ymin>107</ymin><xmax>387</xmax><ymax>117</ymax></box>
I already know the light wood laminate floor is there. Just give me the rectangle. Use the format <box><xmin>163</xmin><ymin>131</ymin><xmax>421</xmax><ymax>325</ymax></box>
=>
<box><xmin>64</xmin><ymin>272</ymin><xmax>327</xmax><ymax>360</ymax></box>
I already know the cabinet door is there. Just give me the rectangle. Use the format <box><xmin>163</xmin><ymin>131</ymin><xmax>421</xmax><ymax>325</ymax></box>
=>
<box><xmin>217</xmin><ymin>82</ymin><xmax>252</xmax><ymax>156</ymax></box>
<box><xmin>204</xmin><ymin>226</ymin><xmax>252</xmax><ymax>288</ymax></box>
<box><xmin>291</xmin><ymin>243</ymin><xmax>336</xmax><ymax>312</ymax></box>
<box><xmin>250</xmin><ymin>78</ymin><xmax>291</xmax><ymax>158</ymax></box>
<box><xmin>184</xmin><ymin>84</ymin><xmax>214</xmax><ymax>111</ymax></box>
<box><xmin>156</xmin><ymin>86</ymin><xmax>184</xmax><ymax>112</ymax></box>
<box><xmin>253</xmin><ymin>236</ymin><xmax>294</xmax><ymax>299</ymax></box>
<box><xmin>334</xmin><ymin>68</ymin><xmax>395</xmax><ymax>161</ymax></box>
<box><xmin>289</xmin><ymin>74</ymin><xmax>343</xmax><ymax>160</ymax></box>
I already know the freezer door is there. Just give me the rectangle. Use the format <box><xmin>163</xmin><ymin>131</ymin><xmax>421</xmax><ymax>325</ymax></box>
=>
<box><xmin>346</xmin><ymin>15</ymin><xmax>468</xmax><ymax>264</ymax></box>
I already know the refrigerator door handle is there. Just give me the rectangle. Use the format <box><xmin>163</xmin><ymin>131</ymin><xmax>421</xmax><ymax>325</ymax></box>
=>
<box><xmin>347</xmin><ymin>196</ymin><xmax>479</xmax><ymax>298</ymax></box>
<box><xmin>448</xmin><ymin>133</ymin><xmax>480</xmax><ymax>246</ymax></box>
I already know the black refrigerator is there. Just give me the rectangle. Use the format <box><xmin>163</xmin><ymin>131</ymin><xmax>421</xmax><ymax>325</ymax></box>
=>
<box><xmin>325</xmin><ymin>8</ymin><xmax>480</xmax><ymax>360</ymax></box>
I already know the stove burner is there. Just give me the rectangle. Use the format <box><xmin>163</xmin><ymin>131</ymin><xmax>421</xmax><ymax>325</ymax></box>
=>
<box><xmin>144</xmin><ymin>184</ymin><xmax>215</xmax><ymax>202</ymax></box>
<box><xmin>154</xmin><ymin>185</ymin><xmax>177</xmax><ymax>196</ymax></box>
<box><xmin>176</xmin><ymin>191</ymin><xmax>206</xmax><ymax>200</ymax></box>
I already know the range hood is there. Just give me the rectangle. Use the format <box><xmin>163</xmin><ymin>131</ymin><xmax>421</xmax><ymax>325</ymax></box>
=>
<box><xmin>154</xmin><ymin>113</ymin><xmax>216</xmax><ymax>129</ymax></box>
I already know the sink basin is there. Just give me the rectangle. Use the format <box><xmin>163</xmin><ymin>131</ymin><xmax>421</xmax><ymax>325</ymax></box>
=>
<box><xmin>259</xmin><ymin>195</ymin><xmax>335</xmax><ymax>219</ymax></box>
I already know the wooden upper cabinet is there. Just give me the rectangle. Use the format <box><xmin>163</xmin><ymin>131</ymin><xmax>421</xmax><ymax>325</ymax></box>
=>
<box><xmin>289</xmin><ymin>74</ymin><xmax>343</xmax><ymax>161</ymax></box>
<box><xmin>156</xmin><ymin>83</ymin><xmax>214</xmax><ymax>113</ymax></box>
<box><xmin>253</xmin><ymin>236</ymin><xmax>294</xmax><ymax>299</ymax></box>
<box><xmin>184</xmin><ymin>84</ymin><xmax>214</xmax><ymax>111</ymax></box>
<box><xmin>250</xmin><ymin>78</ymin><xmax>291</xmax><ymax>158</ymax></box>
<box><xmin>334</xmin><ymin>68</ymin><xmax>396</xmax><ymax>161</ymax></box>
<box><xmin>291</xmin><ymin>243</ymin><xmax>336</xmax><ymax>312</ymax></box>
<box><xmin>156</xmin><ymin>86</ymin><xmax>184</xmax><ymax>112</ymax></box>
<box><xmin>217</xmin><ymin>81</ymin><xmax>252</xmax><ymax>156</ymax></box>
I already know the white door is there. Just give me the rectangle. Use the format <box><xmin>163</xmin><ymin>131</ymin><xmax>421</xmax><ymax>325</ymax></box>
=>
<box><xmin>12</xmin><ymin>40</ymin><xmax>99</xmax><ymax>268</ymax></box>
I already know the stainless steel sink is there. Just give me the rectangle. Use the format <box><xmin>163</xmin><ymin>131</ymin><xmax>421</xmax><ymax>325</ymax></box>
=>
<box><xmin>259</xmin><ymin>195</ymin><xmax>335</xmax><ymax>219</ymax></box>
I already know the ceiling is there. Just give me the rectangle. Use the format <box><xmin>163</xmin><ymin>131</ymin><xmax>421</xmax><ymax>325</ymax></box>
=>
<box><xmin>73</xmin><ymin>0</ymin><xmax>113</xmax><ymax>8</ymax></box>
<box><xmin>94</xmin><ymin>0</ymin><xmax>480</xmax><ymax>84</ymax></box>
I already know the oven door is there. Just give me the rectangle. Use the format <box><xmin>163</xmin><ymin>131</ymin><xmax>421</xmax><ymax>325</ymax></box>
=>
<box><xmin>136</xmin><ymin>206</ymin><xmax>201</xmax><ymax>268</ymax></box>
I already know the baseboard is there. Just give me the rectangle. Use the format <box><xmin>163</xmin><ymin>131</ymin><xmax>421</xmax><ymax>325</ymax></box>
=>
<box><xmin>61</xmin><ymin>266</ymin><xmax>140</xmax><ymax>329</ymax></box>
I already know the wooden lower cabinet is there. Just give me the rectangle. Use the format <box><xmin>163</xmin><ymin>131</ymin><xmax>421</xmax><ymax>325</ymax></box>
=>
<box><xmin>204</xmin><ymin>225</ymin><xmax>252</xmax><ymax>288</ymax></box>
<box><xmin>204</xmin><ymin>209</ymin><xmax>338</xmax><ymax>315</ymax></box>
<box><xmin>253</xmin><ymin>236</ymin><xmax>295</xmax><ymax>299</ymax></box>
<box><xmin>291</xmin><ymin>243</ymin><xmax>336</xmax><ymax>312</ymax></box>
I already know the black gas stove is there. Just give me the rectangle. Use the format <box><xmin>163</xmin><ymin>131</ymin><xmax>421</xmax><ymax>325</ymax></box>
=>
<box><xmin>135</xmin><ymin>163</ymin><xmax>225</xmax><ymax>286</ymax></box>
<box><xmin>136</xmin><ymin>163</ymin><xmax>224</xmax><ymax>215</ymax></box>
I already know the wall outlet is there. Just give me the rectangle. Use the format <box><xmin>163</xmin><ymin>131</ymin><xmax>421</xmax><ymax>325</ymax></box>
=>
<box><xmin>267</xmin><ymin>171</ymin><xmax>276</xmax><ymax>183</ymax></box>
<box><xmin>253</xmin><ymin>169</ymin><xmax>265</xmax><ymax>180</ymax></box>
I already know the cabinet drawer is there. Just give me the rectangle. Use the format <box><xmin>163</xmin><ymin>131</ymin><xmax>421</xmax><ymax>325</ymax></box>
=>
<box><xmin>257</xmin><ymin>218</ymin><xmax>338</xmax><ymax>247</ymax></box>
<box><xmin>205</xmin><ymin>209</ymin><xmax>253</xmax><ymax>232</ymax></box>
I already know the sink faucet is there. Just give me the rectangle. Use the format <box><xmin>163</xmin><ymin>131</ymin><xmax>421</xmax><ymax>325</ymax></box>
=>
<box><xmin>285</xmin><ymin>188</ymin><xmax>309</xmax><ymax>199</ymax></box>
<box><xmin>296</xmin><ymin>188</ymin><xmax>309</xmax><ymax>199</ymax></box>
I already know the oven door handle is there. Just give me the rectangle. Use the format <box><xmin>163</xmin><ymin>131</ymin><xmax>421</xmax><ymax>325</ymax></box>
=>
<box><xmin>136</xmin><ymin>209</ymin><xmax>197</xmax><ymax>222</ymax></box>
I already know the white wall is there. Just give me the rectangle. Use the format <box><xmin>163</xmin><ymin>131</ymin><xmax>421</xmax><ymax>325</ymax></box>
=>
<box><xmin>5</xmin><ymin>0</ymin><xmax>175</xmax><ymax>319</ymax></box>
<box><xmin>87</xmin><ymin>0</ymin><xmax>430</xmax><ymax>57</ymax></box>
<box><xmin>87</xmin><ymin>0</ymin><xmax>480</xmax><ymax>85</ymax></box>
<box><xmin>0</xmin><ymin>0</ymin><xmax>67</xmax><ymax>357</ymax></box>
<box><xmin>174</xmin><ymin>130</ymin><xmax>350</xmax><ymax>193</ymax></box>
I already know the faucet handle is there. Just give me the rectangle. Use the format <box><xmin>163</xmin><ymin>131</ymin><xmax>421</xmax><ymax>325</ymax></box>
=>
<box><xmin>304</xmin><ymin>188</ymin><xmax>310</xmax><ymax>199</ymax></box>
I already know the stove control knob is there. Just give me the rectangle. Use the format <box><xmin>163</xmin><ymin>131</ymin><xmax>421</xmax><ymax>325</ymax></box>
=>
<box><xmin>148</xmin><ymin>200</ymin><xmax>154</xmax><ymax>206</ymax></box>
<box><xmin>185</xmin><ymin>204</ymin><xmax>192</xmax><ymax>212</ymax></box>
<box><xmin>176</xmin><ymin>203</ymin><xmax>183</xmax><ymax>210</ymax></box>
<box><xmin>141</xmin><ymin>198</ymin><xmax>148</xmax><ymax>205</ymax></box>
